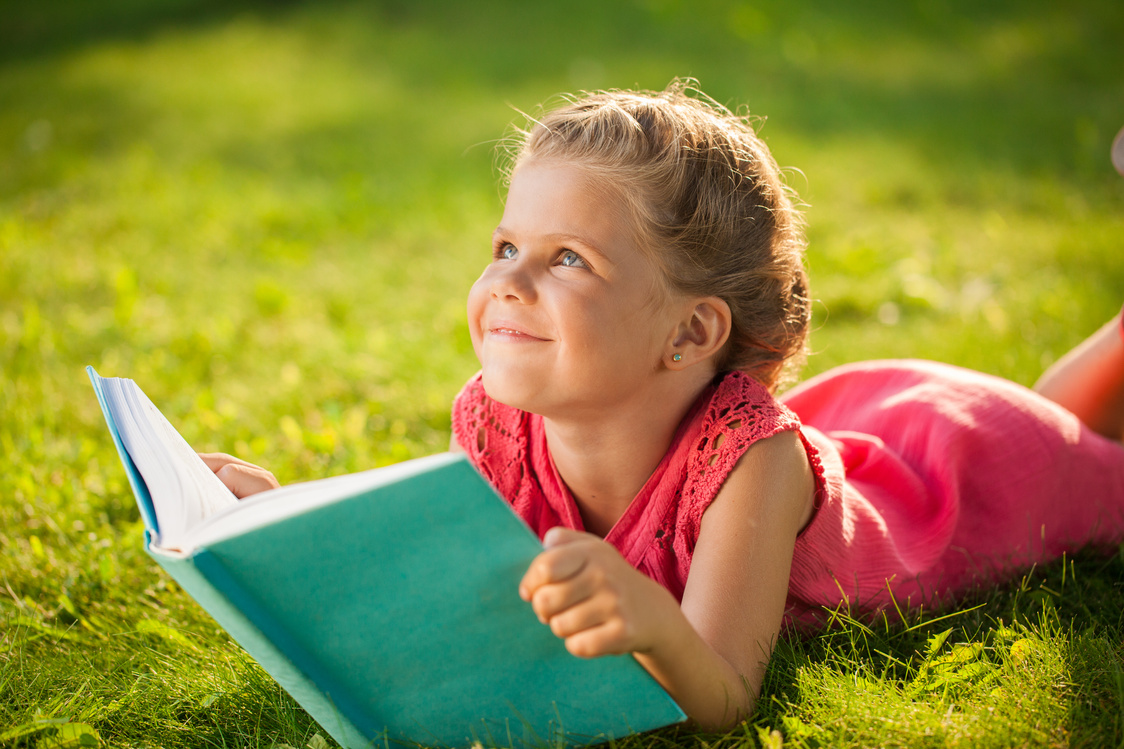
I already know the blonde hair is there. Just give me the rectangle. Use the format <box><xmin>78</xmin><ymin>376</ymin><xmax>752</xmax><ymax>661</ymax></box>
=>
<box><xmin>503</xmin><ymin>80</ymin><xmax>811</xmax><ymax>391</ymax></box>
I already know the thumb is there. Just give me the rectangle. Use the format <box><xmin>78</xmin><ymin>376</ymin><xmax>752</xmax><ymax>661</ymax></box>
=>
<box><xmin>542</xmin><ymin>526</ymin><xmax>586</xmax><ymax>549</ymax></box>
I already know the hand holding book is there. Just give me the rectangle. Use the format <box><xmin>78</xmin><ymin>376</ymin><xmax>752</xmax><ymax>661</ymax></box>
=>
<box><xmin>520</xmin><ymin>527</ymin><xmax>683</xmax><ymax>660</ymax></box>
<box><xmin>199</xmin><ymin>453</ymin><xmax>279</xmax><ymax>499</ymax></box>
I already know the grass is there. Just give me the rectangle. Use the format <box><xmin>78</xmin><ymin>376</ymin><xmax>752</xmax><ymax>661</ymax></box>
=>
<box><xmin>2</xmin><ymin>0</ymin><xmax>1123</xmax><ymax>746</ymax></box>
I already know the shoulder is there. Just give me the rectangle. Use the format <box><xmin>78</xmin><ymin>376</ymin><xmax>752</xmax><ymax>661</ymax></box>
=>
<box><xmin>709</xmin><ymin>428</ymin><xmax>815</xmax><ymax>533</ymax></box>
<box><xmin>673</xmin><ymin>371</ymin><xmax>808</xmax><ymax>546</ymax></box>
<box><xmin>684</xmin><ymin>371</ymin><xmax>802</xmax><ymax>500</ymax></box>
<box><xmin>703</xmin><ymin>372</ymin><xmax>816</xmax><ymax>529</ymax></box>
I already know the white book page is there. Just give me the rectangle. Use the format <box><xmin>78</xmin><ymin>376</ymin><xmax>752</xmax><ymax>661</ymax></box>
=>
<box><xmin>104</xmin><ymin>377</ymin><xmax>238</xmax><ymax>549</ymax></box>
<box><xmin>175</xmin><ymin>449</ymin><xmax>456</xmax><ymax>548</ymax></box>
<box><xmin>170</xmin><ymin>452</ymin><xmax>460</xmax><ymax>552</ymax></box>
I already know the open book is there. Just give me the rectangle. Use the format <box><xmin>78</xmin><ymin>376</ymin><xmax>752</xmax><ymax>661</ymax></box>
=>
<box><xmin>88</xmin><ymin>367</ymin><xmax>685</xmax><ymax>748</ymax></box>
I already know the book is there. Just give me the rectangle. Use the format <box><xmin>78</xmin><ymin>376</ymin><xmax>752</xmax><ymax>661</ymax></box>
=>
<box><xmin>87</xmin><ymin>366</ymin><xmax>685</xmax><ymax>749</ymax></box>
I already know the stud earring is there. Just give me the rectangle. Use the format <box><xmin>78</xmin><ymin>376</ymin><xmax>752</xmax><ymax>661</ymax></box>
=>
<box><xmin>672</xmin><ymin>353</ymin><xmax>683</xmax><ymax>362</ymax></box>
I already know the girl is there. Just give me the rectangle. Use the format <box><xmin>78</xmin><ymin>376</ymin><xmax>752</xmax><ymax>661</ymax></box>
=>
<box><xmin>205</xmin><ymin>83</ymin><xmax>1124</xmax><ymax>731</ymax></box>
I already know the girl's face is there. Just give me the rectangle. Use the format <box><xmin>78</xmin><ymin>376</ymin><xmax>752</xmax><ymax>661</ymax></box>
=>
<box><xmin>468</xmin><ymin>159</ymin><xmax>682</xmax><ymax>419</ymax></box>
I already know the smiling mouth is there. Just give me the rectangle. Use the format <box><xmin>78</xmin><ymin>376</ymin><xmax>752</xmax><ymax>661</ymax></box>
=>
<box><xmin>488</xmin><ymin>326</ymin><xmax>548</xmax><ymax>341</ymax></box>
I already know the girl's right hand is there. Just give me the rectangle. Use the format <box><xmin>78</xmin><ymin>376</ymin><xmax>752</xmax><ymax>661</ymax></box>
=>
<box><xmin>518</xmin><ymin>527</ymin><xmax>682</xmax><ymax>658</ymax></box>
<box><xmin>199</xmin><ymin>453</ymin><xmax>280</xmax><ymax>498</ymax></box>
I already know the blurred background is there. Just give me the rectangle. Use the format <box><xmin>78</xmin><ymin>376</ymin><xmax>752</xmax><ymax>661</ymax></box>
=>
<box><xmin>1</xmin><ymin>0</ymin><xmax>1122</xmax><ymax>742</ymax></box>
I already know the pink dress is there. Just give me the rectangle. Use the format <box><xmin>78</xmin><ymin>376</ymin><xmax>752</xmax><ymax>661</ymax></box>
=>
<box><xmin>452</xmin><ymin>361</ymin><xmax>1124</xmax><ymax>629</ymax></box>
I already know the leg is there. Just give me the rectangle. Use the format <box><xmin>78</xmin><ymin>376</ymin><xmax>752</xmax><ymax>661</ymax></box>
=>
<box><xmin>1033</xmin><ymin>311</ymin><xmax>1124</xmax><ymax>441</ymax></box>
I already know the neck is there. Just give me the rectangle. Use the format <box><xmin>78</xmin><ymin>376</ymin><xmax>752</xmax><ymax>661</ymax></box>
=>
<box><xmin>542</xmin><ymin>366</ymin><xmax>716</xmax><ymax>537</ymax></box>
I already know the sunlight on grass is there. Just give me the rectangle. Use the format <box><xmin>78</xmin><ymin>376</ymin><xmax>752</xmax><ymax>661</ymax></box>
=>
<box><xmin>2</xmin><ymin>0</ymin><xmax>1123</xmax><ymax>746</ymax></box>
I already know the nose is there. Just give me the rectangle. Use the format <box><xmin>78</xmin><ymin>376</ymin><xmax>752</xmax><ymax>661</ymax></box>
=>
<box><xmin>488</xmin><ymin>262</ymin><xmax>537</xmax><ymax>304</ymax></box>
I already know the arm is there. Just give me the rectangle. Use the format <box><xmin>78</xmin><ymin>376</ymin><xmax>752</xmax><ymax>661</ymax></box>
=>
<box><xmin>519</xmin><ymin>429</ymin><xmax>814</xmax><ymax>729</ymax></box>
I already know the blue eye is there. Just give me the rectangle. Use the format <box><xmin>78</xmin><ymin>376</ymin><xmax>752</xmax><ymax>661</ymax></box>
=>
<box><xmin>497</xmin><ymin>243</ymin><xmax>518</xmax><ymax>260</ymax></box>
<box><xmin>559</xmin><ymin>250</ymin><xmax>587</xmax><ymax>268</ymax></box>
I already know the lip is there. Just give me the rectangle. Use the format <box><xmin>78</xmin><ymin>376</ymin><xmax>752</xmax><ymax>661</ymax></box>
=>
<box><xmin>485</xmin><ymin>320</ymin><xmax>549</xmax><ymax>342</ymax></box>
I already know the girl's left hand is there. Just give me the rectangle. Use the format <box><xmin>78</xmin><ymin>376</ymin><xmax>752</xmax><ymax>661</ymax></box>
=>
<box><xmin>518</xmin><ymin>527</ymin><xmax>681</xmax><ymax>658</ymax></box>
<box><xmin>199</xmin><ymin>452</ymin><xmax>280</xmax><ymax>498</ymax></box>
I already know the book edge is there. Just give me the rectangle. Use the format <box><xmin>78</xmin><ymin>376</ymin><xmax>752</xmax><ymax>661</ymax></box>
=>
<box><xmin>152</xmin><ymin>545</ymin><xmax>374</xmax><ymax>749</ymax></box>
<box><xmin>87</xmin><ymin>366</ymin><xmax>160</xmax><ymax>536</ymax></box>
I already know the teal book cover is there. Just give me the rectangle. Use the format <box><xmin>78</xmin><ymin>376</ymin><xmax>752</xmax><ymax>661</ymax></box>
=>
<box><xmin>88</xmin><ymin>367</ymin><xmax>686</xmax><ymax>748</ymax></box>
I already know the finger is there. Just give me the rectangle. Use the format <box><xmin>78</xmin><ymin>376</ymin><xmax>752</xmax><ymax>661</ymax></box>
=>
<box><xmin>544</xmin><ymin>589</ymin><xmax>621</xmax><ymax>640</ymax></box>
<box><xmin>529</xmin><ymin>574</ymin><xmax>598</xmax><ymax>622</ymax></box>
<box><xmin>519</xmin><ymin>545</ymin><xmax>589</xmax><ymax>600</ymax></box>
<box><xmin>563</xmin><ymin>618</ymin><xmax>634</xmax><ymax>659</ymax></box>
<box><xmin>542</xmin><ymin>526</ymin><xmax>590</xmax><ymax>549</ymax></box>
<box><xmin>215</xmin><ymin>463</ymin><xmax>279</xmax><ymax>499</ymax></box>
<box><xmin>198</xmin><ymin>452</ymin><xmax>261</xmax><ymax>472</ymax></box>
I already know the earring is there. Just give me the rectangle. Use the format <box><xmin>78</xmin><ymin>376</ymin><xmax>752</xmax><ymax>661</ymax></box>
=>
<box><xmin>672</xmin><ymin>353</ymin><xmax>683</xmax><ymax>362</ymax></box>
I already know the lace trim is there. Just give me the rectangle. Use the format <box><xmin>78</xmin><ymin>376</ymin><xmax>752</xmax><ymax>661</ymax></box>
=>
<box><xmin>796</xmin><ymin>430</ymin><xmax>827</xmax><ymax>520</ymax></box>
<box><xmin>675</xmin><ymin>372</ymin><xmax>802</xmax><ymax>553</ymax></box>
<box><xmin>455</xmin><ymin>371</ymin><xmax>822</xmax><ymax>563</ymax></box>
<box><xmin>452</xmin><ymin>375</ymin><xmax>528</xmax><ymax>503</ymax></box>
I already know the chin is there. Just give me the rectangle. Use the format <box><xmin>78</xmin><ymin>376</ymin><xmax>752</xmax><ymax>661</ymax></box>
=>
<box><xmin>479</xmin><ymin>370</ymin><xmax>545</xmax><ymax>414</ymax></box>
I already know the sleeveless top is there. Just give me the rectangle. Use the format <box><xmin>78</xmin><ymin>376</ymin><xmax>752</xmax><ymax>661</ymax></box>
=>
<box><xmin>452</xmin><ymin>362</ymin><xmax>1124</xmax><ymax>629</ymax></box>
<box><xmin>452</xmin><ymin>370</ymin><xmax>835</xmax><ymax>626</ymax></box>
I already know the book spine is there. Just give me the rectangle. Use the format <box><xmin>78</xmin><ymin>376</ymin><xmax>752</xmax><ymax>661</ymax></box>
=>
<box><xmin>152</xmin><ymin>549</ymin><xmax>376</xmax><ymax>749</ymax></box>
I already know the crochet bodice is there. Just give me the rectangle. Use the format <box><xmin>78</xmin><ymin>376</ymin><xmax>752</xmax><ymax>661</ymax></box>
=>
<box><xmin>451</xmin><ymin>370</ymin><xmax>816</xmax><ymax>600</ymax></box>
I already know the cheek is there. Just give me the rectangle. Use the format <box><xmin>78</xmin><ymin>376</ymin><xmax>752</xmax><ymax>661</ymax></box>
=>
<box><xmin>466</xmin><ymin>278</ymin><xmax>488</xmax><ymax>339</ymax></box>
<box><xmin>466</xmin><ymin>277</ymin><xmax>497</xmax><ymax>366</ymax></box>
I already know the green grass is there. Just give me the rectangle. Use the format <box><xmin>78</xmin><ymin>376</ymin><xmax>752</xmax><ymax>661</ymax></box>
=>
<box><xmin>2</xmin><ymin>0</ymin><xmax>1123</xmax><ymax>746</ymax></box>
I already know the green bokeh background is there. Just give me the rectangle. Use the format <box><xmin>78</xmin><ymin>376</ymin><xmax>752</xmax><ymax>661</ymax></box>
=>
<box><xmin>2</xmin><ymin>1</ymin><xmax>1123</xmax><ymax>746</ymax></box>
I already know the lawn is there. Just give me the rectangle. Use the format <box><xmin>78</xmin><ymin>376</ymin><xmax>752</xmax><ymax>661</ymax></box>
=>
<box><xmin>2</xmin><ymin>0</ymin><xmax>1123</xmax><ymax>746</ymax></box>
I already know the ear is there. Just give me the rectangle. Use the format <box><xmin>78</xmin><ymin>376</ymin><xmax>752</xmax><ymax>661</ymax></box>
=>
<box><xmin>666</xmin><ymin>296</ymin><xmax>731</xmax><ymax>369</ymax></box>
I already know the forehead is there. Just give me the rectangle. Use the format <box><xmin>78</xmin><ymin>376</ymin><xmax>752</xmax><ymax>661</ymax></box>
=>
<box><xmin>500</xmin><ymin>160</ymin><xmax>633</xmax><ymax>250</ymax></box>
<box><xmin>499</xmin><ymin>159</ymin><xmax>676</xmax><ymax>302</ymax></box>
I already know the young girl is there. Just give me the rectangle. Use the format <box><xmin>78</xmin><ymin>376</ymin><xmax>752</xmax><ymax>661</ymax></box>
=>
<box><xmin>204</xmin><ymin>83</ymin><xmax>1124</xmax><ymax>731</ymax></box>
